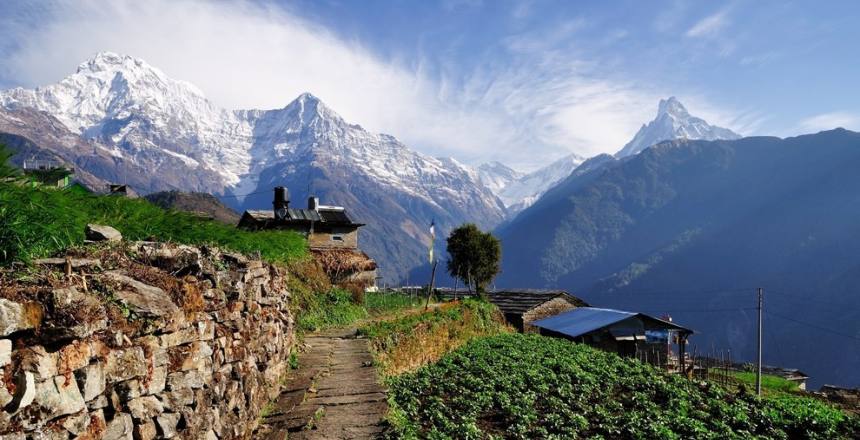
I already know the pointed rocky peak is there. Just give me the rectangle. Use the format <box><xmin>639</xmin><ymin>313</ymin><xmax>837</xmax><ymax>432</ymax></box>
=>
<box><xmin>280</xmin><ymin>92</ymin><xmax>346</xmax><ymax>127</ymax></box>
<box><xmin>77</xmin><ymin>51</ymin><xmax>140</xmax><ymax>73</ymax></box>
<box><xmin>615</xmin><ymin>97</ymin><xmax>741</xmax><ymax>158</ymax></box>
<box><xmin>657</xmin><ymin>96</ymin><xmax>690</xmax><ymax>119</ymax></box>
<box><xmin>71</xmin><ymin>52</ymin><xmax>207</xmax><ymax>98</ymax></box>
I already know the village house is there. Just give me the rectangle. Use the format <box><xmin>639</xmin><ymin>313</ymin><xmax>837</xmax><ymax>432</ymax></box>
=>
<box><xmin>22</xmin><ymin>159</ymin><xmax>74</xmax><ymax>189</ymax></box>
<box><xmin>487</xmin><ymin>289</ymin><xmax>588</xmax><ymax>332</ymax></box>
<box><xmin>532</xmin><ymin>307</ymin><xmax>694</xmax><ymax>372</ymax></box>
<box><xmin>238</xmin><ymin>187</ymin><xmax>378</xmax><ymax>287</ymax></box>
<box><xmin>435</xmin><ymin>288</ymin><xmax>589</xmax><ymax>332</ymax></box>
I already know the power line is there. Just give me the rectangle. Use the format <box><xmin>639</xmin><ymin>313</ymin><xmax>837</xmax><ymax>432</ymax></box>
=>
<box><xmin>596</xmin><ymin>286</ymin><xmax>756</xmax><ymax>297</ymax></box>
<box><xmin>767</xmin><ymin>289</ymin><xmax>858</xmax><ymax>310</ymax></box>
<box><xmin>765</xmin><ymin>318</ymin><xmax>786</xmax><ymax>366</ymax></box>
<box><xmin>765</xmin><ymin>310</ymin><xmax>860</xmax><ymax>343</ymax></box>
<box><xmin>638</xmin><ymin>307</ymin><xmax>757</xmax><ymax>314</ymax></box>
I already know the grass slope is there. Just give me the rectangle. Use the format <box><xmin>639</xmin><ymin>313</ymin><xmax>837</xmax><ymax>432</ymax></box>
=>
<box><xmin>360</xmin><ymin>299</ymin><xmax>509</xmax><ymax>376</ymax></box>
<box><xmin>387</xmin><ymin>334</ymin><xmax>859</xmax><ymax>439</ymax></box>
<box><xmin>0</xmin><ymin>183</ymin><xmax>305</xmax><ymax>265</ymax></box>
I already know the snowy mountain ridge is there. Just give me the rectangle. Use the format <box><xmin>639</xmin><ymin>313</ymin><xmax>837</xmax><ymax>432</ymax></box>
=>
<box><xmin>477</xmin><ymin>161</ymin><xmax>524</xmax><ymax>195</ymax></box>
<box><xmin>0</xmin><ymin>52</ymin><xmax>505</xmax><ymax>281</ymax></box>
<box><xmin>480</xmin><ymin>152</ymin><xmax>585</xmax><ymax>215</ymax></box>
<box><xmin>0</xmin><ymin>52</ymin><xmax>502</xmax><ymax>213</ymax></box>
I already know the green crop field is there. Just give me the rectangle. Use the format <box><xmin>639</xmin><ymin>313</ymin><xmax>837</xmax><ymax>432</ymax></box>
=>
<box><xmin>386</xmin><ymin>333</ymin><xmax>859</xmax><ymax>439</ymax></box>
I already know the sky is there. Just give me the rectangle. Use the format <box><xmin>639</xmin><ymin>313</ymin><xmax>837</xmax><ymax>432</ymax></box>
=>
<box><xmin>1</xmin><ymin>0</ymin><xmax>859</xmax><ymax>171</ymax></box>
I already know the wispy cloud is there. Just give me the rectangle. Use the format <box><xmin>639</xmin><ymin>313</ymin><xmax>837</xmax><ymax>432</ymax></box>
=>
<box><xmin>686</xmin><ymin>8</ymin><xmax>731</xmax><ymax>38</ymax></box>
<box><xmin>0</xmin><ymin>0</ymin><xmax>748</xmax><ymax>172</ymax></box>
<box><xmin>799</xmin><ymin>112</ymin><xmax>860</xmax><ymax>132</ymax></box>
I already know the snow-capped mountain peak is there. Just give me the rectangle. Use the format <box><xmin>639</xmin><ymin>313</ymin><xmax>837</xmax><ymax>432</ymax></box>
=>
<box><xmin>615</xmin><ymin>97</ymin><xmax>741</xmax><ymax>158</ymax></box>
<box><xmin>478</xmin><ymin>161</ymin><xmax>524</xmax><ymax>195</ymax></box>
<box><xmin>497</xmin><ymin>153</ymin><xmax>585</xmax><ymax>214</ymax></box>
<box><xmin>0</xmin><ymin>52</ymin><xmax>507</xmax><ymax>282</ymax></box>
<box><xmin>657</xmin><ymin>96</ymin><xmax>690</xmax><ymax>119</ymax></box>
<box><xmin>2</xmin><ymin>52</ymin><xmax>214</xmax><ymax>129</ymax></box>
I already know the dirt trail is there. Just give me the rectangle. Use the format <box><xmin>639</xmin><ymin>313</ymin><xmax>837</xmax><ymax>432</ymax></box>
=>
<box><xmin>259</xmin><ymin>328</ymin><xmax>387</xmax><ymax>439</ymax></box>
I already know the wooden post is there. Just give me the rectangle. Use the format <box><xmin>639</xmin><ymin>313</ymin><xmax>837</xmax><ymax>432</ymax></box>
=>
<box><xmin>424</xmin><ymin>260</ymin><xmax>438</xmax><ymax>311</ymax></box>
<box><xmin>756</xmin><ymin>287</ymin><xmax>763</xmax><ymax>396</ymax></box>
<box><xmin>679</xmin><ymin>335</ymin><xmax>687</xmax><ymax>377</ymax></box>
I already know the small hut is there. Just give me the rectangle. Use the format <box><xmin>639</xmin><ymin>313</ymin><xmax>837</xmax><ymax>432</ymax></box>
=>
<box><xmin>22</xmin><ymin>159</ymin><xmax>74</xmax><ymax>189</ymax></box>
<box><xmin>532</xmin><ymin>307</ymin><xmax>694</xmax><ymax>370</ymax></box>
<box><xmin>434</xmin><ymin>288</ymin><xmax>588</xmax><ymax>332</ymax></box>
<box><xmin>238</xmin><ymin>187</ymin><xmax>377</xmax><ymax>288</ymax></box>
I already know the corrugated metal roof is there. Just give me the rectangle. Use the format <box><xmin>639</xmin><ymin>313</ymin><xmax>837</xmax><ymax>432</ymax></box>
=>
<box><xmin>242</xmin><ymin>208</ymin><xmax>361</xmax><ymax>225</ymax></box>
<box><xmin>286</xmin><ymin>208</ymin><xmax>322</xmax><ymax>222</ymax></box>
<box><xmin>532</xmin><ymin>307</ymin><xmax>636</xmax><ymax>338</ymax></box>
<box><xmin>318</xmin><ymin>209</ymin><xmax>351</xmax><ymax>224</ymax></box>
<box><xmin>532</xmin><ymin>307</ymin><xmax>693</xmax><ymax>338</ymax></box>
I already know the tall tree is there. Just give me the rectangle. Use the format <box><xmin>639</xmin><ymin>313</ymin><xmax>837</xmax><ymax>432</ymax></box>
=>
<box><xmin>446</xmin><ymin>223</ymin><xmax>501</xmax><ymax>293</ymax></box>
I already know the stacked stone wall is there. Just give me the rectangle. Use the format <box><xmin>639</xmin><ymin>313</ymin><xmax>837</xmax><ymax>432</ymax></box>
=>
<box><xmin>0</xmin><ymin>240</ymin><xmax>294</xmax><ymax>439</ymax></box>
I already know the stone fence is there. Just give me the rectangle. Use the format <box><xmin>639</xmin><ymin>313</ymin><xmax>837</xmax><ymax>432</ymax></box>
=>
<box><xmin>0</xmin><ymin>237</ymin><xmax>294</xmax><ymax>439</ymax></box>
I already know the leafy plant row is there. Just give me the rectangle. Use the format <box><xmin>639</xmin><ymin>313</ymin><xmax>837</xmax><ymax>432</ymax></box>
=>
<box><xmin>386</xmin><ymin>333</ymin><xmax>860</xmax><ymax>439</ymax></box>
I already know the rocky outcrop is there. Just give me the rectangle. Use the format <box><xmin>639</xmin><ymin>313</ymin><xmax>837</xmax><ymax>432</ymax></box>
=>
<box><xmin>0</xmin><ymin>240</ymin><xmax>294</xmax><ymax>439</ymax></box>
<box><xmin>85</xmin><ymin>224</ymin><xmax>123</xmax><ymax>242</ymax></box>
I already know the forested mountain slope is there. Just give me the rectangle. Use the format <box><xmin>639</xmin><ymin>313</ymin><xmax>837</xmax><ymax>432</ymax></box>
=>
<box><xmin>497</xmin><ymin>129</ymin><xmax>860</xmax><ymax>388</ymax></box>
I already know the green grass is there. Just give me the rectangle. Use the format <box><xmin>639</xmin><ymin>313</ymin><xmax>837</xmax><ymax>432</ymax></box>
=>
<box><xmin>359</xmin><ymin>298</ymin><xmax>498</xmax><ymax>342</ymax></box>
<box><xmin>360</xmin><ymin>299</ymin><xmax>509</xmax><ymax>376</ymax></box>
<box><xmin>364</xmin><ymin>291</ymin><xmax>426</xmax><ymax>315</ymax></box>
<box><xmin>386</xmin><ymin>333</ymin><xmax>860</xmax><ymax>439</ymax></box>
<box><xmin>0</xmin><ymin>183</ymin><xmax>306</xmax><ymax>265</ymax></box>
<box><xmin>728</xmin><ymin>370</ymin><xmax>801</xmax><ymax>394</ymax></box>
<box><xmin>295</xmin><ymin>288</ymin><xmax>369</xmax><ymax>332</ymax></box>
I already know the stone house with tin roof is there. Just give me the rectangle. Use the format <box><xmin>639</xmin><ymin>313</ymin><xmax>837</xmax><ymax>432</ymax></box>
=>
<box><xmin>238</xmin><ymin>187</ymin><xmax>377</xmax><ymax>287</ymax></box>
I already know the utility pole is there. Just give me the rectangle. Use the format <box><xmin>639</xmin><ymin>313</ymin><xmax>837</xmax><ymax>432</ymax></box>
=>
<box><xmin>756</xmin><ymin>287</ymin><xmax>763</xmax><ymax>396</ymax></box>
<box><xmin>424</xmin><ymin>259</ymin><xmax>438</xmax><ymax>311</ymax></box>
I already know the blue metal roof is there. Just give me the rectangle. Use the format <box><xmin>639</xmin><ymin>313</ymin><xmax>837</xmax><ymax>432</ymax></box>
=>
<box><xmin>531</xmin><ymin>307</ymin><xmax>639</xmax><ymax>338</ymax></box>
<box><xmin>531</xmin><ymin>307</ymin><xmax>693</xmax><ymax>338</ymax></box>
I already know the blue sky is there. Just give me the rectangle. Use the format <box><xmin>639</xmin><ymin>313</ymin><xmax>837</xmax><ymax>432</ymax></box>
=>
<box><xmin>1</xmin><ymin>0</ymin><xmax>858</xmax><ymax>170</ymax></box>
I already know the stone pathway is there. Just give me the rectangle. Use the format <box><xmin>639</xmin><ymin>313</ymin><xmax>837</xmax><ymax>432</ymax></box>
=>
<box><xmin>259</xmin><ymin>328</ymin><xmax>387</xmax><ymax>439</ymax></box>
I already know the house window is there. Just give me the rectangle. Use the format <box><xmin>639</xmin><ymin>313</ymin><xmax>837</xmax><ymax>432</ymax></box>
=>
<box><xmin>331</xmin><ymin>235</ymin><xmax>344</xmax><ymax>242</ymax></box>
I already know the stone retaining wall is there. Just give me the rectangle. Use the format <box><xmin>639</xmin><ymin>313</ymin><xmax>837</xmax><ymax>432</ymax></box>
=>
<box><xmin>0</xmin><ymin>240</ymin><xmax>294</xmax><ymax>439</ymax></box>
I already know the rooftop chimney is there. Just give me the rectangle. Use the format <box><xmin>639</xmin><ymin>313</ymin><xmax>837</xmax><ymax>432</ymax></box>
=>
<box><xmin>273</xmin><ymin>186</ymin><xmax>289</xmax><ymax>219</ymax></box>
<box><xmin>308</xmin><ymin>196</ymin><xmax>320</xmax><ymax>211</ymax></box>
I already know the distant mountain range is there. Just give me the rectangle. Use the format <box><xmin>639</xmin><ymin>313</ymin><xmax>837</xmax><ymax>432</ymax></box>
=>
<box><xmin>480</xmin><ymin>97</ymin><xmax>739</xmax><ymax>218</ymax></box>
<box><xmin>0</xmin><ymin>52</ymin><xmax>505</xmax><ymax>281</ymax></box>
<box><xmin>497</xmin><ymin>129</ymin><xmax>860</xmax><ymax>388</ymax></box>
<box><xmin>484</xmin><ymin>153</ymin><xmax>586</xmax><ymax>216</ymax></box>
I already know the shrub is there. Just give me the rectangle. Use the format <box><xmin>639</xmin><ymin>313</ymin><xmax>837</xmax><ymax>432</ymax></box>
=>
<box><xmin>338</xmin><ymin>281</ymin><xmax>365</xmax><ymax>305</ymax></box>
<box><xmin>295</xmin><ymin>288</ymin><xmax>368</xmax><ymax>332</ymax></box>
